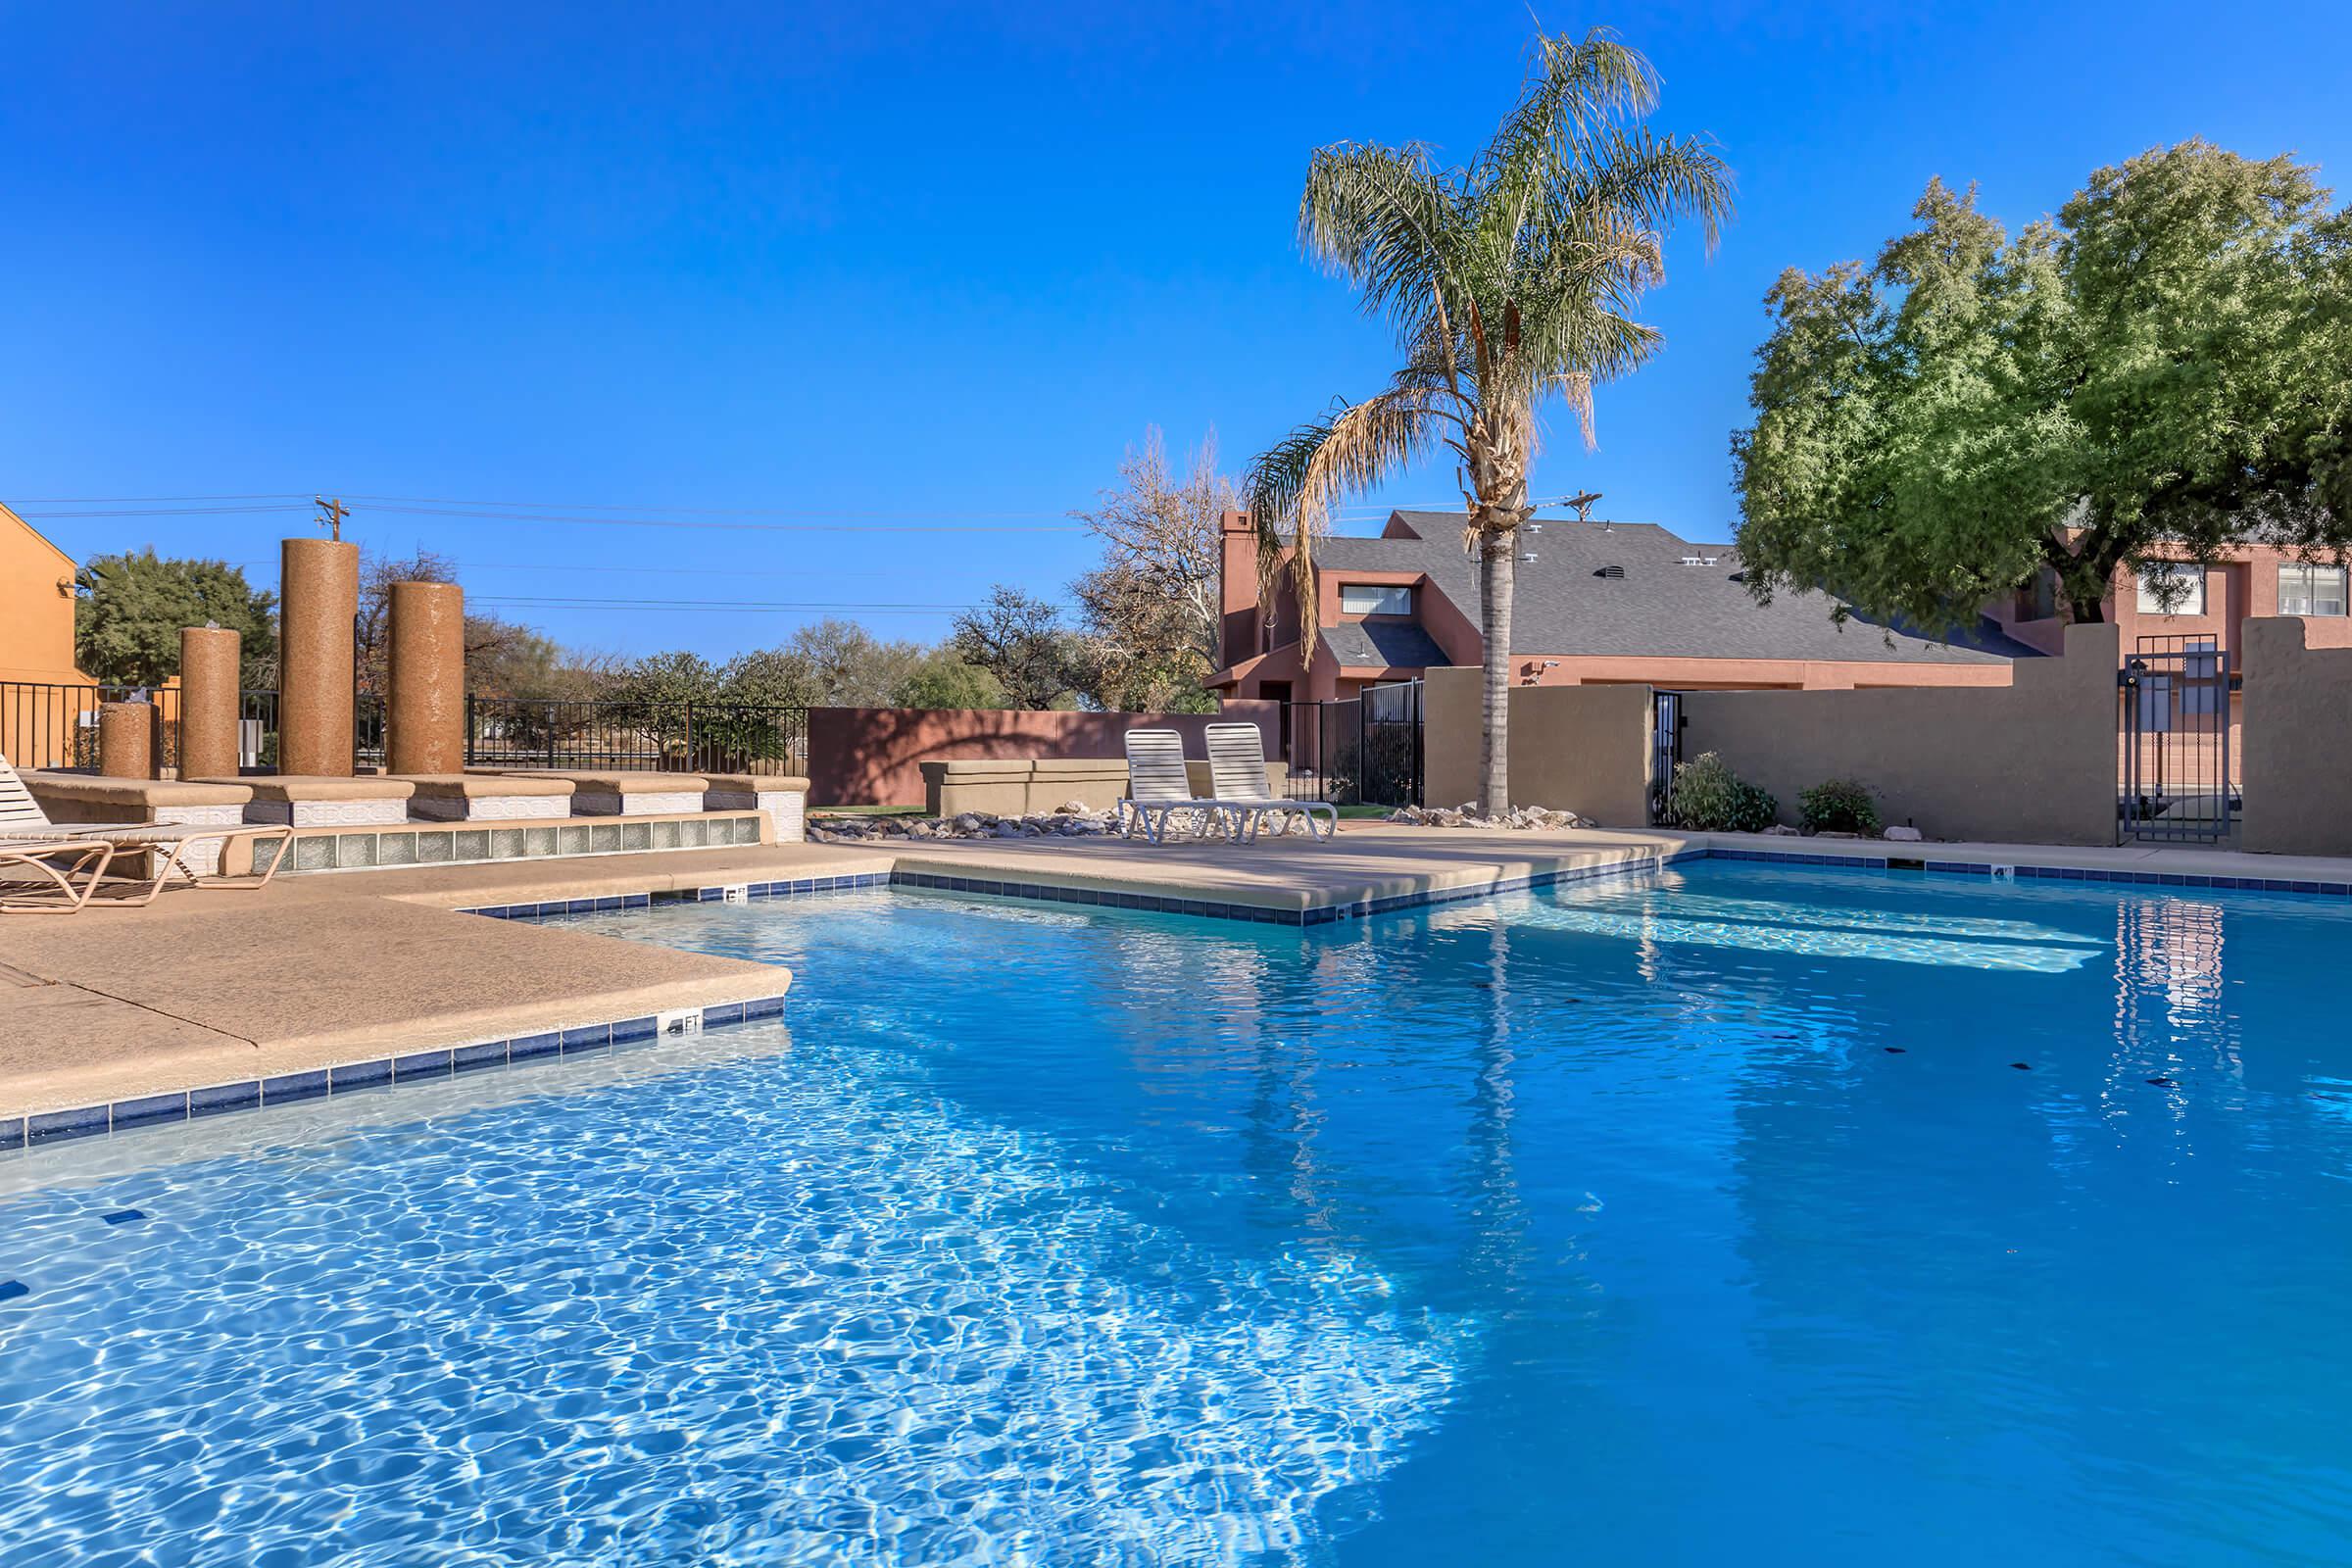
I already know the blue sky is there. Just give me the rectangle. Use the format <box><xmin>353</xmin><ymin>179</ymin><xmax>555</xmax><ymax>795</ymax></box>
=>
<box><xmin>4</xmin><ymin>0</ymin><xmax>2347</xmax><ymax>660</ymax></box>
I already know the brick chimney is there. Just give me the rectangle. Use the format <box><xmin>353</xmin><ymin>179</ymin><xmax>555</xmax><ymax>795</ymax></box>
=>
<box><xmin>1218</xmin><ymin>510</ymin><xmax>1261</xmax><ymax>667</ymax></box>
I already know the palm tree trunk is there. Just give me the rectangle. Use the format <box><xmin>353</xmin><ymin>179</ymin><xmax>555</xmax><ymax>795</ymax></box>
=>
<box><xmin>1478</xmin><ymin>535</ymin><xmax>1514</xmax><ymax>814</ymax></box>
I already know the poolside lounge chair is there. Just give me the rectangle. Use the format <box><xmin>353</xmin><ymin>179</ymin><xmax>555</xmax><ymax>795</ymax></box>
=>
<box><xmin>1117</xmin><ymin>729</ymin><xmax>1237</xmax><ymax>846</ymax></box>
<box><xmin>1205</xmin><ymin>722</ymin><xmax>1338</xmax><ymax>844</ymax></box>
<box><xmin>0</xmin><ymin>755</ymin><xmax>292</xmax><ymax>907</ymax></box>
<box><xmin>0</xmin><ymin>839</ymin><xmax>118</xmax><ymax>913</ymax></box>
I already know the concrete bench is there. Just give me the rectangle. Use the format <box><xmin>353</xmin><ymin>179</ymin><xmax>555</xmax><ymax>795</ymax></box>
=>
<box><xmin>19</xmin><ymin>773</ymin><xmax>258</xmax><ymax>876</ymax></box>
<box><xmin>402</xmin><ymin>773</ymin><xmax>576</xmax><ymax>822</ymax></box>
<box><xmin>701</xmin><ymin>773</ymin><xmax>808</xmax><ymax>844</ymax></box>
<box><xmin>201</xmin><ymin>774</ymin><xmax>416</xmax><ymax>828</ymax></box>
<box><xmin>918</xmin><ymin>758</ymin><xmax>1292</xmax><ymax>817</ymax></box>
<box><xmin>481</xmin><ymin>769</ymin><xmax>710</xmax><ymax>817</ymax></box>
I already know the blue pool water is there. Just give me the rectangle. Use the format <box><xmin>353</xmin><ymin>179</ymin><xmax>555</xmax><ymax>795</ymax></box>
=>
<box><xmin>5</xmin><ymin>862</ymin><xmax>2352</xmax><ymax>1565</ymax></box>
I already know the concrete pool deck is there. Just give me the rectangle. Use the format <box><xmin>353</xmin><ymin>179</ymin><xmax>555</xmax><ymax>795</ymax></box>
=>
<box><xmin>9</xmin><ymin>823</ymin><xmax>2352</xmax><ymax>1129</ymax></box>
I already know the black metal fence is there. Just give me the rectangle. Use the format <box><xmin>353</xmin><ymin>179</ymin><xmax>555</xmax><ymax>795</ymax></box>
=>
<box><xmin>2</xmin><ymin>681</ymin><xmax>805</xmax><ymax>780</ymax></box>
<box><xmin>2120</xmin><ymin>636</ymin><xmax>2236</xmax><ymax>842</ymax></box>
<box><xmin>0</xmin><ymin>682</ymin><xmax>183</xmax><ymax>771</ymax></box>
<box><xmin>465</xmin><ymin>698</ymin><xmax>808</xmax><ymax>775</ymax></box>
<box><xmin>1282</xmin><ymin>679</ymin><xmax>1424</xmax><ymax>807</ymax></box>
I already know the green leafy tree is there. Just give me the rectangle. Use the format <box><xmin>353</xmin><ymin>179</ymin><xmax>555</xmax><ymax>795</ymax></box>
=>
<box><xmin>1734</xmin><ymin>141</ymin><xmax>2352</xmax><ymax>627</ymax></box>
<box><xmin>951</xmin><ymin>586</ymin><xmax>1084</xmax><ymax>710</ymax></box>
<box><xmin>1246</xmin><ymin>28</ymin><xmax>1731</xmax><ymax>811</ymax></box>
<box><xmin>612</xmin><ymin>651</ymin><xmax>724</xmax><ymax>708</ymax></box>
<box><xmin>720</xmin><ymin>620</ymin><xmax>929</xmax><ymax>709</ymax></box>
<box><xmin>894</xmin><ymin>647</ymin><xmax>1005</xmax><ymax>710</ymax></box>
<box><xmin>73</xmin><ymin>550</ymin><xmax>277</xmax><ymax>688</ymax></box>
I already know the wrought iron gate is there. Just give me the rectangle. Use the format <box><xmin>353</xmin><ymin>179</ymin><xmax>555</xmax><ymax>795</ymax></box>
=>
<box><xmin>1283</xmin><ymin>679</ymin><xmax>1424</xmax><ymax>807</ymax></box>
<box><xmin>2120</xmin><ymin>637</ymin><xmax>2234</xmax><ymax>842</ymax></box>
<box><xmin>1649</xmin><ymin>689</ymin><xmax>1685</xmax><ymax>824</ymax></box>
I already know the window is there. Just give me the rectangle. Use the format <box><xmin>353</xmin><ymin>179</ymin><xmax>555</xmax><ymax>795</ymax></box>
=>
<box><xmin>1340</xmin><ymin>583</ymin><xmax>1411</xmax><ymax>616</ymax></box>
<box><xmin>2134</xmin><ymin>563</ymin><xmax>2206</xmax><ymax>615</ymax></box>
<box><xmin>2016</xmin><ymin>568</ymin><xmax>2059</xmax><ymax>621</ymax></box>
<box><xmin>2279</xmin><ymin>564</ymin><xmax>2349</xmax><ymax>616</ymax></box>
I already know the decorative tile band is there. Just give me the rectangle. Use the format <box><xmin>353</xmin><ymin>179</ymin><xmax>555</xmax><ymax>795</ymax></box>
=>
<box><xmin>1</xmin><ymin>995</ymin><xmax>790</xmax><ymax>1154</ymax></box>
<box><xmin>258</xmin><ymin>812</ymin><xmax>767</xmax><ymax>876</ymax></box>
<box><xmin>1708</xmin><ymin>845</ymin><xmax>2352</xmax><ymax>897</ymax></box>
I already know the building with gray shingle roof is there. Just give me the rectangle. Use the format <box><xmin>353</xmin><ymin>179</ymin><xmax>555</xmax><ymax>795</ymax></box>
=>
<box><xmin>1209</xmin><ymin>510</ymin><xmax>2040</xmax><ymax>703</ymax></box>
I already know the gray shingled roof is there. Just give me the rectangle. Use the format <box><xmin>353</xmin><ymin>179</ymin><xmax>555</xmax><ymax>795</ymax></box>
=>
<box><xmin>1320</xmin><ymin>618</ymin><xmax>1449</xmax><ymax>669</ymax></box>
<box><xmin>1313</xmin><ymin>514</ymin><xmax>2041</xmax><ymax>665</ymax></box>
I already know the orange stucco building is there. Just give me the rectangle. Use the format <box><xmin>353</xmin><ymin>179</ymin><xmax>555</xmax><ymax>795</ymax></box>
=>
<box><xmin>0</xmin><ymin>502</ymin><xmax>86</xmax><ymax>686</ymax></box>
<box><xmin>0</xmin><ymin>502</ymin><xmax>94</xmax><ymax>767</ymax></box>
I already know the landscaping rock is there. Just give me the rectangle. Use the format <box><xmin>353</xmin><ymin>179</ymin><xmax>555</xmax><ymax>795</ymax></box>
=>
<box><xmin>1382</xmin><ymin>802</ymin><xmax>1593</xmax><ymax>832</ymax></box>
<box><xmin>1884</xmin><ymin>825</ymin><xmax>1923</xmax><ymax>842</ymax></box>
<box><xmin>1762</xmin><ymin>824</ymin><xmax>1801</xmax><ymax>836</ymax></box>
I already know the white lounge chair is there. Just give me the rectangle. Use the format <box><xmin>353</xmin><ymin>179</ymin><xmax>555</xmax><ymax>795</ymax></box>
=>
<box><xmin>1117</xmin><ymin>729</ymin><xmax>1237</xmax><ymax>846</ymax></box>
<box><xmin>0</xmin><ymin>838</ymin><xmax>118</xmax><ymax>914</ymax></box>
<box><xmin>1205</xmin><ymin>722</ymin><xmax>1338</xmax><ymax>843</ymax></box>
<box><xmin>0</xmin><ymin>754</ymin><xmax>293</xmax><ymax>907</ymax></box>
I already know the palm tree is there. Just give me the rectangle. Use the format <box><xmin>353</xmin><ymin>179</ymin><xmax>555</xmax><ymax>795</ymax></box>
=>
<box><xmin>1245</xmin><ymin>28</ymin><xmax>1732</xmax><ymax>813</ymax></box>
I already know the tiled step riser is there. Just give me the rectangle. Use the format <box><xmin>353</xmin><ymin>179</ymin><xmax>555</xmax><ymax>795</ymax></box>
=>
<box><xmin>262</xmin><ymin>812</ymin><xmax>768</xmax><ymax>874</ymax></box>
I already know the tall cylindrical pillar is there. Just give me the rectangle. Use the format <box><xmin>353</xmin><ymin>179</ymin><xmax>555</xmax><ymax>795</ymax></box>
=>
<box><xmin>387</xmin><ymin>580</ymin><xmax>466</xmax><ymax>775</ymax></box>
<box><xmin>179</xmin><ymin>626</ymin><xmax>242</xmax><ymax>781</ymax></box>
<box><xmin>99</xmin><ymin>701</ymin><xmax>154</xmax><ymax>780</ymax></box>
<box><xmin>278</xmin><ymin>537</ymin><xmax>360</xmax><ymax>776</ymax></box>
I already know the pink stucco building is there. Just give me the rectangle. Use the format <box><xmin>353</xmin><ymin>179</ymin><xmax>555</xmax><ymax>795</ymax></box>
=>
<box><xmin>1209</xmin><ymin>510</ymin><xmax>2352</xmax><ymax>706</ymax></box>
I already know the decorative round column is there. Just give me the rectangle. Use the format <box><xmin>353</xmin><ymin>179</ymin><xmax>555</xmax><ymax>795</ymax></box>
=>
<box><xmin>278</xmin><ymin>538</ymin><xmax>360</xmax><ymax>776</ymax></box>
<box><xmin>99</xmin><ymin>701</ymin><xmax>154</xmax><ymax>779</ymax></box>
<box><xmin>179</xmin><ymin>626</ymin><xmax>242</xmax><ymax>781</ymax></box>
<box><xmin>387</xmin><ymin>581</ymin><xmax>466</xmax><ymax>775</ymax></box>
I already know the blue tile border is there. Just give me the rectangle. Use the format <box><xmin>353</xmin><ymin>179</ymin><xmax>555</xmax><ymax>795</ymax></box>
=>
<box><xmin>458</xmin><ymin>873</ymin><xmax>888</xmax><ymax>923</ymax></box>
<box><xmin>1</xmin><ymin>992</ymin><xmax>792</xmax><ymax>1157</ymax></box>
<box><xmin>890</xmin><ymin>855</ymin><xmax>1669</xmax><ymax>927</ymax></box>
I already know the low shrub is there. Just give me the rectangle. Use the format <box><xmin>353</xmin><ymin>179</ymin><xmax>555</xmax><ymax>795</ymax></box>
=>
<box><xmin>1670</xmin><ymin>752</ymin><xmax>1779</xmax><ymax>833</ymax></box>
<box><xmin>1798</xmin><ymin>778</ymin><xmax>1882</xmax><ymax>837</ymax></box>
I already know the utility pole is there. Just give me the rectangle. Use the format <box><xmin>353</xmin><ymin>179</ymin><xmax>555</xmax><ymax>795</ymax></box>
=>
<box><xmin>315</xmin><ymin>496</ymin><xmax>348</xmax><ymax>541</ymax></box>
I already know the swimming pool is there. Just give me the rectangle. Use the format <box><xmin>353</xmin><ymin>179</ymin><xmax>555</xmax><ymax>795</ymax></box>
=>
<box><xmin>4</xmin><ymin>861</ymin><xmax>2350</xmax><ymax>1564</ymax></box>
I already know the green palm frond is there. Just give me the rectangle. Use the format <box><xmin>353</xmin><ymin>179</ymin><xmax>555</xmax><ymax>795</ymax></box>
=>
<box><xmin>1247</xmin><ymin>24</ymin><xmax>1734</xmax><ymax>691</ymax></box>
<box><xmin>1298</xmin><ymin>141</ymin><xmax>1465</xmax><ymax>348</ymax></box>
<box><xmin>1245</xmin><ymin>378</ymin><xmax>1459</xmax><ymax>662</ymax></box>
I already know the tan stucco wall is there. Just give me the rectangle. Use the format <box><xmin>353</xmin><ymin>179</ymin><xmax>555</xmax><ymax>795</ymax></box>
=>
<box><xmin>1677</xmin><ymin>623</ymin><xmax>2120</xmax><ymax>845</ymax></box>
<box><xmin>1423</xmin><ymin>667</ymin><xmax>1655</xmax><ymax>826</ymax></box>
<box><xmin>0</xmin><ymin>504</ymin><xmax>87</xmax><ymax>684</ymax></box>
<box><xmin>2241</xmin><ymin>617</ymin><xmax>2352</xmax><ymax>857</ymax></box>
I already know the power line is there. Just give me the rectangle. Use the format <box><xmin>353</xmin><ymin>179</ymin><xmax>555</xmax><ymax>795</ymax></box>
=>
<box><xmin>16</xmin><ymin>488</ymin><xmax>1432</xmax><ymax>516</ymax></box>
<box><xmin>473</xmin><ymin>596</ymin><xmax>989</xmax><ymax>609</ymax></box>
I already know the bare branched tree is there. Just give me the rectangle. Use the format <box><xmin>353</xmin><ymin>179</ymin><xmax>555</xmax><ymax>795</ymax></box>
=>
<box><xmin>1069</xmin><ymin>428</ymin><xmax>1234</xmax><ymax>710</ymax></box>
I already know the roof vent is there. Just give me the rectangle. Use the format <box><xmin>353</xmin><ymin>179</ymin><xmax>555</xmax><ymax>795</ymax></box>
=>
<box><xmin>1520</xmin><ymin>552</ymin><xmax>1539</xmax><ymax>563</ymax></box>
<box><xmin>1593</xmin><ymin>564</ymin><xmax>1625</xmax><ymax>580</ymax></box>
